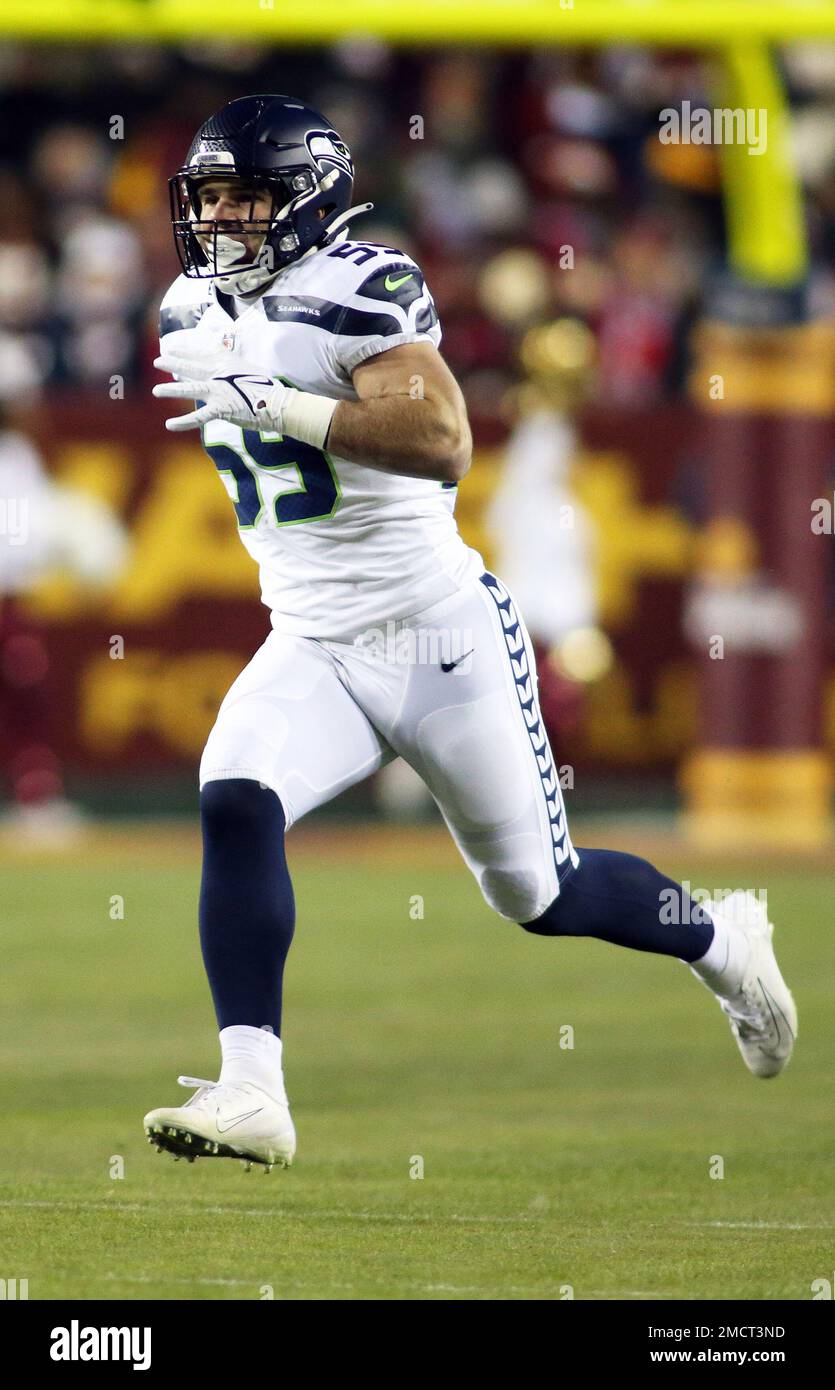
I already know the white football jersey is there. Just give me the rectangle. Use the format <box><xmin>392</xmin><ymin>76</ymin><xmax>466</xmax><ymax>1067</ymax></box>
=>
<box><xmin>159</xmin><ymin>238</ymin><xmax>482</xmax><ymax>639</ymax></box>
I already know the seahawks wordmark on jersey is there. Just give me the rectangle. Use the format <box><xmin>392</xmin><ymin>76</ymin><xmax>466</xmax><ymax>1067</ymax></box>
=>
<box><xmin>159</xmin><ymin>240</ymin><xmax>483</xmax><ymax>639</ymax></box>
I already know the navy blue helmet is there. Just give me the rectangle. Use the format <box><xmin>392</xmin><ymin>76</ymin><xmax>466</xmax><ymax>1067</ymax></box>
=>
<box><xmin>169</xmin><ymin>94</ymin><xmax>368</xmax><ymax>291</ymax></box>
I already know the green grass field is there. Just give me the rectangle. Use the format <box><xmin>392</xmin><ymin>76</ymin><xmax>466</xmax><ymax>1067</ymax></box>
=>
<box><xmin>0</xmin><ymin>824</ymin><xmax>832</xmax><ymax>1301</ymax></box>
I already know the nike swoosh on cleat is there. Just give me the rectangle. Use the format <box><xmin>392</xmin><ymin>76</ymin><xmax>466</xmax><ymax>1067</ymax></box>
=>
<box><xmin>757</xmin><ymin>979</ymin><xmax>794</xmax><ymax>1052</ymax></box>
<box><xmin>385</xmin><ymin>272</ymin><xmax>414</xmax><ymax>291</ymax></box>
<box><xmin>216</xmin><ymin>1107</ymin><xmax>265</xmax><ymax>1133</ymax></box>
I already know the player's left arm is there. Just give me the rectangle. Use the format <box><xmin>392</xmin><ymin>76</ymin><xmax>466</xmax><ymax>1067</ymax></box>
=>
<box><xmin>327</xmin><ymin>341</ymin><xmax>471</xmax><ymax>484</ymax></box>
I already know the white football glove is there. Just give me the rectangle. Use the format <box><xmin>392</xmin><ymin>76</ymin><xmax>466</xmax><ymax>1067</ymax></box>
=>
<box><xmin>152</xmin><ymin>353</ymin><xmax>291</xmax><ymax>433</ymax></box>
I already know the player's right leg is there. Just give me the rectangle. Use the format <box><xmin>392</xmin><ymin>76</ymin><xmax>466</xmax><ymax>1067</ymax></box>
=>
<box><xmin>144</xmin><ymin>630</ymin><xmax>392</xmax><ymax>1168</ymax></box>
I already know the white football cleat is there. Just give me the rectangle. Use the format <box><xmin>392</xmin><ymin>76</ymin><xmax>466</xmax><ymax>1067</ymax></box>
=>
<box><xmin>696</xmin><ymin>891</ymin><xmax>797</xmax><ymax>1079</ymax></box>
<box><xmin>144</xmin><ymin>1076</ymin><xmax>296</xmax><ymax>1169</ymax></box>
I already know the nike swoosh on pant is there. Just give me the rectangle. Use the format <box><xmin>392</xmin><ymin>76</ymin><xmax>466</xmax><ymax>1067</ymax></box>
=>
<box><xmin>441</xmin><ymin>650</ymin><xmax>474</xmax><ymax>672</ymax></box>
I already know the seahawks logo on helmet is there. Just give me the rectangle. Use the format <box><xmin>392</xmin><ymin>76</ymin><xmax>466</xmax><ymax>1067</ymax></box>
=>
<box><xmin>305</xmin><ymin>129</ymin><xmax>353</xmax><ymax>179</ymax></box>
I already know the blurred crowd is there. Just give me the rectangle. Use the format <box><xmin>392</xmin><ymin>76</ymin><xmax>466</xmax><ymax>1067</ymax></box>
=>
<box><xmin>2</xmin><ymin>40</ymin><xmax>835</xmax><ymax>416</ymax></box>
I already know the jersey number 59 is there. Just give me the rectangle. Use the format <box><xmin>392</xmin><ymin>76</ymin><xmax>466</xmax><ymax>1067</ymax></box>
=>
<box><xmin>202</xmin><ymin>424</ymin><xmax>341</xmax><ymax>529</ymax></box>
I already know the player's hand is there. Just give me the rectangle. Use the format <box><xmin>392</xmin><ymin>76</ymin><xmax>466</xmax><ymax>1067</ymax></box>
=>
<box><xmin>152</xmin><ymin>353</ymin><xmax>292</xmax><ymax>433</ymax></box>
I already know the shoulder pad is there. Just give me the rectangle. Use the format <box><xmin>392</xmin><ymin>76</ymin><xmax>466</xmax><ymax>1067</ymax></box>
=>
<box><xmin>158</xmin><ymin>275</ymin><xmax>212</xmax><ymax>338</ymax></box>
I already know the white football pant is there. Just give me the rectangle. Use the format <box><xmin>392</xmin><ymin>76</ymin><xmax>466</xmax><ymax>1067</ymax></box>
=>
<box><xmin>200</xmin><ymin>572</ymin><xmax>578</xmax><ymax>922</ymax></box>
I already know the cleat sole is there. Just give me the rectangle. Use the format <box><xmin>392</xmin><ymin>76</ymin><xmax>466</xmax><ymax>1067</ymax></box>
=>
<box><xmin>143</xmin><ymin>1122</ymin><xmax>292</xmax><ymax>1169</ymax></box>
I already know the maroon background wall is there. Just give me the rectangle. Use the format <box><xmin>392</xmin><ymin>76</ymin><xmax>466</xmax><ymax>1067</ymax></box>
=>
<box><xmin>9</xmin><ymin>392</ymin><xmax>834</xmax><ymax>786</ymax></box>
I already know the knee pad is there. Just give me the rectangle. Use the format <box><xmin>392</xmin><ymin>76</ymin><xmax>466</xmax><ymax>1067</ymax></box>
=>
<box><xmin>480</xmin><ymin>865</ymin><xmax>550</xmax><ymax>923</ymax></box>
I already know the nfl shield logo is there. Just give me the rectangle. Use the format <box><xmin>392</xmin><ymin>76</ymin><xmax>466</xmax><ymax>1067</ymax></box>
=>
<box><xmin>222</xmin><ymin>331</ymin><xmax>235</xmax><ymax>351</ymax></box>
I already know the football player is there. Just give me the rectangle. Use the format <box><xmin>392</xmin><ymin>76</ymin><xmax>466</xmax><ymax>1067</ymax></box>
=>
<box><xmin>144</xmin><ymin>96</ymin><xmax>796</xmax><ymax>1170</ymax></box>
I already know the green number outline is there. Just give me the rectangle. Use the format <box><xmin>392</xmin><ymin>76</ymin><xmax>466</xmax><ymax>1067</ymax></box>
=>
<box><xmin>201</xmin><ymin>374</ymin><xmax>341</xmax><ymax>531</ymax></box>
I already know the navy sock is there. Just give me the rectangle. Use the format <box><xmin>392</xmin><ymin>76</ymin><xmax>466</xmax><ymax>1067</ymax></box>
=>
<box><xmin>199</xmin><ymin>778</ymin><xmax>294</xmax><ymax>1035</ymax></box>
<box><xmin>522</xmin><ymin>848</ymin><xmax>714</xmax><ymax>962</ymax></box>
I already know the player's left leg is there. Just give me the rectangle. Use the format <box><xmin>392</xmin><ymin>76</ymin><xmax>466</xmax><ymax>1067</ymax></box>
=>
<box><xmin>382</xmin><ymin>572</ymin><xmax>796</xmax><ymax>1079</ymax></box>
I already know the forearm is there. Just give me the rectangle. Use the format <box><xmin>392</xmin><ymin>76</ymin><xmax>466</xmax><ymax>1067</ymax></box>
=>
<box><xmin>324</xmin><ymin>394</ymin><xmax>471</xmax><ymax>483</ymax></box>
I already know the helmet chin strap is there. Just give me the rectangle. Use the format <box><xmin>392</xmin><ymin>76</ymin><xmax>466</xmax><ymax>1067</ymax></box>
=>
<box><xmin>323</xmin><ymin>201</ymin><xmax>374</xmax><ymax>241</ymax></box>
<box><xmin>215</xmin><ymin>253</ymin><xmax>276</xmax><ymax>296</ymax></box>
<box><xmin>212</xmin><ymin>169</ymin><xmax>375</xmax><ymax>294</ymax></box>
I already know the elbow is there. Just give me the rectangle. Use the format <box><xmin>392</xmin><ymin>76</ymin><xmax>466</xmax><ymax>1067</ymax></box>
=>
<box><xmin>432</xmin><ymin>415</ymin><xmax>472</xmax><ymax>484</ymax></box>
<box><xmin>443</xmin><ymin>438</ymin><xmax>472</xmax><ymax>484</ymax></box>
